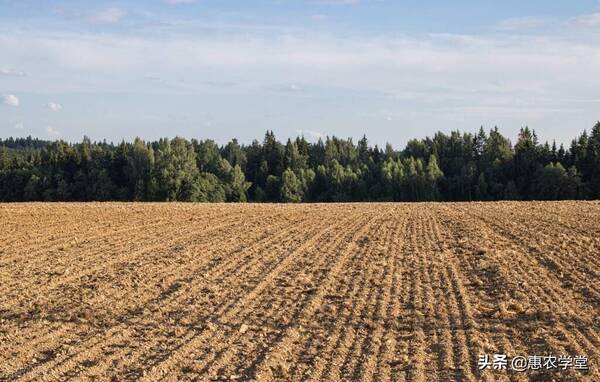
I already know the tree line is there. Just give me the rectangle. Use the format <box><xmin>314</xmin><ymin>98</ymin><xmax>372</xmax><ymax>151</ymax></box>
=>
<box><xmin>1</xmin><ymin>123</ymin><xmax>599</xmax><ymax>202</ymax></box>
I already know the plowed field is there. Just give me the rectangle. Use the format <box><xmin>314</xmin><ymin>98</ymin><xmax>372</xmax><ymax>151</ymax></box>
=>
<box><xmin>0</xmin><ymin>202</ymin><xmax>598</xmax><ymax>381</ymax></box>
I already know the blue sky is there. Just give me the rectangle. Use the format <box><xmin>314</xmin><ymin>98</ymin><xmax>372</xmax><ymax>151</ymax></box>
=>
<box><xmin>1</xmin><ymin>0</ymin><xmax>600</xmax><ymax>146</ymax></box>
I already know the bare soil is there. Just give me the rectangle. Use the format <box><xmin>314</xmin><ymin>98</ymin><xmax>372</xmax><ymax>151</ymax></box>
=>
<box><xmin>0</xmin><ymin>202</ymin><xmax>598</xmax><ymax>381</ymax></box>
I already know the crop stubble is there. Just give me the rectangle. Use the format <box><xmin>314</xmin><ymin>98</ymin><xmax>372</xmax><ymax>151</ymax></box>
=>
<box><xmin>0</xmin><ymin>202</ymin><xmax>598</xmax><ymax>381</ymax></box>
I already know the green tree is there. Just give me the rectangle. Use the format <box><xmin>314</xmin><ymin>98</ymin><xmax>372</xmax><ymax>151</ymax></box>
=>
<box><xmin>514</xmin><ymin>127</ymin><xmax>541</xmax><ymax>199</ymax></box>
<box><xmin>224</xmin><ymin>164</ymin><xmax>251</xmax><ymax>202</ymax></box>
<box><xmin>222</xmin><ymin>138</ymin><xmax>247</xmax><ymax>169</ymax></box>
<box><xmin>533</xmin><ymin>163</ymin><xmax>582</xmax><ymax>200</ymax></box>
<box><xmin>281</xmin><ymin>168</ymin><xmax>302</xmax><ymax>202</ymax></box>
<box><xmin>586</xmin><ymin>122</ymin><xmax>600</xmax><ymax>197</ymax></box>
<box><xmin>125</xmin><ymin>138</ymin><xmax>154</xmax><ymax>200</ymax></box>
<box><xmin>152</xmin><ymin>137</ymin><xmax>201</xmax><ymax>201</ymax></box>
<box><xmin>284</xmin><ymin>139</ymin><xmax>307</xmax><ymax>173</ymax></box>
<box><xmin>0</xmin><ymin>147</ymin><xmax>10</xmax><ymax>170</ymax></box>
<box><xmin>474</xmin><ymin>173</ymin><xmax>489</xmax><ymax>200</ymax></box>
<box><xmin>23</xmin><ymin>174</ymin><xmax>40</xmax><ymax>201</ymax></box>
<box><xmin>3</xmin><ymin>124</ymin><xmax>600</xmax><ymax>203</ymax></box>
<box><xmin>382</xmin><ymin>157</ymin><xmax>404</xmax><ymax>201</ymax></box>
<box><xmin>265</xmin><ymin>175</ymin><xmax>280</xmax><ymax>201</ymax></box>
<box><xmin>426</xmin><ymin>154</ymin><xmax>444</xmax><ymax>200</ymax></box>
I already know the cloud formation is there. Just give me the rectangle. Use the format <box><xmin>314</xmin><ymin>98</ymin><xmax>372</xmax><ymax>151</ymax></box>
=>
<box><xmin>2</xmin><ymin>94</ymin><xmax>19</xmax><ymax>107</ymax></box>
<box><xmin>45</xmin><ymin>126</ymin><xmax>61</xmax><ymax>136</ymax></box>
<box><xmin>1</xmin><ymin>6</ymin><xmax>599</xmax><ymax>144</ymax></box>
<box><xmin>0</xmin><ymin>68</ymin><xmax>26</xmax><ymax>77</ymax></box>
<box><xmin>314</xmin><ymin>0</ymin><xmax>360</xmax><ymax>4</ymax></box>
<box><xmin>311</xmin><ymin>14</ymin><xmax>328</xmax><ymax>22</ymax></box>
<box><xmin>296</xmin><ymin>129</ymin><xmax>325</xmax><ymax>140</ymax></box>
<box><xmin>570</xmin><ymin>13</ymin><xmax>600</xmax><ymax>26</ymax></box>
<box><xmin>48</xmin><ymin>102</ymin><xmax>63</xmax><ymax>112</ymax></box>
<box><xmin>165</xmin><ymin>0</ymin><xmax>198</xmax><ymax>4</ymax></box>
<box><xmin>494</xmin><ymin>16</ymin><xmax>550</xmax><ymax>31</ymax></box>
<box><xmin>89</xmin><ymin>8</ymin><xmax>127</xmax><ymax>24</ymax></box>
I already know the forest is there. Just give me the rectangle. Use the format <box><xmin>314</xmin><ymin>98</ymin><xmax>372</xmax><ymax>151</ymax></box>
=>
<box><xmin>1</xmin><ymin>123</ymin><xmax>599</xmax><ymax>202</ymax></box>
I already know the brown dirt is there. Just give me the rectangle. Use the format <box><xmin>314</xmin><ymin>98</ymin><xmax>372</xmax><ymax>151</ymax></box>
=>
<box><xmin>0</xmin><ymin>202</ymin><xmax>598</xmax><ymax>381</ymax></box>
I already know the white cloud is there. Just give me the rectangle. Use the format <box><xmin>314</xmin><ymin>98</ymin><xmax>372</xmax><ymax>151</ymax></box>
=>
<box><xmin>47</xmin><ymin>102</ymin><xmax>63</xmax><ymax>112</ymax></box>
<box><xmin>311</xmin><ymin>14</ymin><xmax>328</xmax><ymax>21</ymax></box>
<box><xmin>45</xmin><ymin>126</ymin><xmax>61</xmax><ymax>137</ymax></box>
<box><xmin>14</xmin><ymin>123</ymin><xmax>24</xmax><ymax>130</ymax></box>
<box><xmin>2</xmin><ymin>94</ymin><xmax>19</xmax><ymax>107</ymax></box>
<box><xmin>3</xmin><ymin>31</ymin><xmax>600</xmax><ymax>111</ymax></box>
<box><xmin>4</xmin><ymin>30</ymin><xmax>600</xmax><ymax>93</ymax></box>
<box><xmin>296</xmin><ymin>129</ymin><xmax>325</xmax><ymax>140</ymax></box>
<box><xmin>2</xmin><ymin>23</ymin><xmax>600</xmax><ymax>144</ymax></box>
<box><xmin>570</xmin><ymin>13</ymin><xmax>600</xmax><ymax>26</ymax></box>
<box><xmin>0</xmin><ymin>68</ymin><xmax>26</xmax><ymax>77</ymax></box>
<box><xmin>495</xmin><ymin>16</ymin><xmax>549</xmax><ymax>31</ymax></box>
<box><xmin>314</xmin><ymin>0</ymin><xmax>360</xmax><ymax>4</ymax></box>
<box><xmin>165</xmin><ymin>0</ymin><xmax>198</xmax><ymax>4</ymax></box>
<box><xmin>89</xmin><ymin>8</ymin><xmax>127</xmax><ymax>24</ymax></box>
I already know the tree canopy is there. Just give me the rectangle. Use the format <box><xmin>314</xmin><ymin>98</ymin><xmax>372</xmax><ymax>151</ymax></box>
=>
<box><xmin>1</xmin><ymin>123</ymin><xmax>599</xmax><ymax>202</ymax></box>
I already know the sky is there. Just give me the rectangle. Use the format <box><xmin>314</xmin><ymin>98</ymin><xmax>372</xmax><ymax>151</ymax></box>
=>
<box><xmin>1</xmin><ymin>1</ymin><xmax>600</xmax><ymax>147</ymax></box>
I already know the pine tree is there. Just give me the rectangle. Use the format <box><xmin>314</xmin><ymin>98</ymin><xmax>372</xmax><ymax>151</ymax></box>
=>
<box><xmin>586</xmin><ymin>122</ymin><xmax>600</xmax><ymax>197</ymax></box>
<box><xmin>126</xmin><ymin>138</ymin><xmax>154</xmax><ymax>201</ymax></box>
<box><xmin>222</xmin><ymin>138</ymin><xmax>246</xmax><ymax>169</ymax></box>
<box><xmin>0</xmin><ymin>147</ymin><xmax>9</xmax><ymax>170</ymax></box>
<box><xmin>475</xmin><ymin>173</ymin><xmax>489</xmax><ymax>201</ymax></box>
